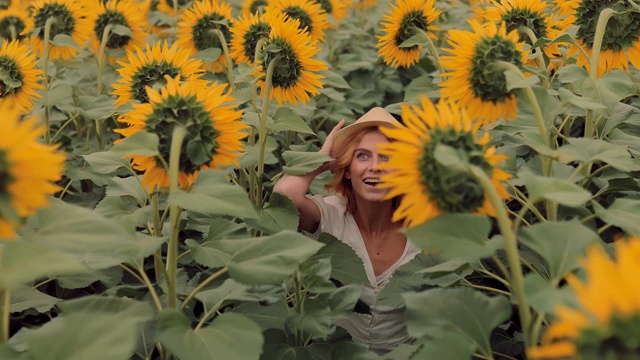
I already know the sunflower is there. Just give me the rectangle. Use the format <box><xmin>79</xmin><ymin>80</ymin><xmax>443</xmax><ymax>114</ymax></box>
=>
<box><xmin>26</xmin><ymin>0</ymin><xmax>92</xmax><ymax>60</ymax></box>
<box><xmin>267</xmin><ymin>0</ymin><xmax>329</xmax><ymax>42</ymax></box>
<box><xmin>377</xmin><ymin>96</ymin><xmax>511</xmax><ymax>228</ymax></box>
<box><xmin>555</xmin><ymin>0</ymin><xmax>640</xmax><ymax>76</ymax></box>
<box><xmin>175</xmin><ymin>0</ymin><xmax>233</xmax><ymax>73</ymax></box>
<box><xmin>354</xmin><ymin>0</ymin><xmax>376</xmax><ymax>10</ymax></box>
<box><xmin>0</xmin><ymin>40</ymin><xmax>44</xmax><ymax>114</ymax></box>
<box><xmin>439</xmin><ymin>20</ymin><xmax>529</xmax><ymax>126</ymax></box>
<box><xmin>0</xmin><ymin>5</ymin><xmax>34</xmax><ymax>42</ymax></box>
<box><xmin>241</xmin><ymin>0</ymin><xmax>269</xmax><ymax>16</ymax></box>
<box><xmin>313</xmin><ymin>0</ymin><xmax>347</xmax><ymax>25</ymax></box>
<box><xmin>253</xmin><ymin>14</ymin><xmax>327</xmax><ymax>105</ymax></box>
<box><xmin>111</xmin><ymin>41</ymin><xmax>206</xmax><ymax>106</ymax></box>
<box><xmin>529</xmin><ymin>237</ymin><xmax>640</xmax><ymax>359</ymax></box>
<box><xmin>86</xmin><ymin>0</ymin><xmax>148</xmax><ymax>61</ymax></box>
<box><xmin>376</xmin><ymin>0</ymin><xmax>441</xmax><ymax>68</ymax></box>
<box><xmin>115</xmin><ymin>76</ymin><xmax>248</xmax><ymax>190</ymax></box>
<box><xmin>483</xmin><ymin>0</ymin><xmax>565</xmax><ymax>71</ymax></box>
<box><xmin>229</xmin><ymin>10</ymin><xmax>288</xmax><ymax>66</ymax></box>
<box><xmin>0</xmin><ymin>103</ymin><xmax>65</xmax><ymax>240</ymax></box>
<box><xmin>156</xmin><ymin>0</ymin><xmax>191</xmax><ymax>17</ymax></box>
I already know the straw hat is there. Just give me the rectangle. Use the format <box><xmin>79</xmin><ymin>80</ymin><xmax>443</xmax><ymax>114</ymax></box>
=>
<box><xmin>332</xmin><ymin>107</ymin><xmax>401</xmax><ymax>148</ymax></box>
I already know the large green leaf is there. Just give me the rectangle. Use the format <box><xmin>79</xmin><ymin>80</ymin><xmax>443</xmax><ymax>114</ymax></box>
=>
<box><xmin>282</xmin><ymin>151</ymin><xmax>332</xmax><ymax>176</ymax></box>
<box><xmin>21</xmin><ymin>297</ymin><xmax>153</xmax><ymax>360</ymax></box>
<box><xmin>403</xmin><ymin>287</ymin><xmax>511</xmax><ymax>358</ymax></box>
<box><xmin>523</xmin><ymin>272</ymin><xmax>576</xmax><ymax>314</ymax></box>
<box><xmin>410</xmin><ymin>332</ymin><xmax>475</xmax><ymax>360</ymax></box>
<box><xmin>246</xmin><ymin>192</ymin><xmax>299</xmax><ymax>234</ymax></box>
<box><xmin>77</xmin><ymin>95</ymin><xmax>115</xmax><ymax>119</ymax></box>
<box><xmin>593</xmin><ymin>198</ymin><xmax>640</xmax><ymax>235</ymax></box>
<box><xmin>404</xmin><ymin>213</ymin><xmax>499</xmax><ymax>259</ymax></box>
<box><xmin>157</xmin><ymin>310</ymin><xmax>263</xmax><ymax>360</ymax></box>
<box><xmin>169</xmin><ymin>170</ymin><xmax>258</xmax><ymax>219</ymax></box>
<box><xmin>82</xmin><ymin>151</ymin><xmax>129</xmax><ymax>174</ymax></box>
<box><xmin>557</xmin><ymin>137</ymin><xmax>639</xmax><ymax>172</ymax></box>
<box><xmin>519</xmin><ymin>221</ymin><xmax>599</xmax><ymax>283</ymax></box>
<box><xmin>518</xmin><ymin>170</ymin><xmax>591</xmax><ymax>207</ymax></box>
<box><xmin>105</xmin><ymin>176</ymin><xmax>147</xmax><ymax>205</ymax></box>
<box><xmin>229</xmin><ymin>230</ymin><xmax>324</xmax><ymax>285</ymax></box>
<box><xmin>269</xmin><ymin>107</ymin><xmax>315</xmax><ymax>134</ymax></box>
<box><xmin>109</xmin><ymin>131</ymin><xmax>159</xmax><ymax>157</ymax></box>
<box><xmin>286</xmin><ymin>298</ymin><xmax>334</xmax><ymax>339</ymax></box>
<box><xmin>313</xmin><ymin>233</ymin><xmax>367</xmax><ymax>286</ymax></box>
<box><xmin>195</xmin><ymin>278</ymin><xmax>275</xmax><ymax>311</ymax></box>
<box><xmin>10</xmin><ymin>284</ymin><xmax>59</xmax><ymax>313</ymax></box>
<box><xmin>186</xmin><ymin>237</ymin><xmax>257</xmax><ymax>269</ymax></box>
<box><xmin>582</xmin><ymin>70</ymin><xmax>634</xmax><ymax>109</ymax></box>
<box><xmin>234</xmin><ymin>301</ymin><xmax>288</xmax><ymax>331</ymax></box>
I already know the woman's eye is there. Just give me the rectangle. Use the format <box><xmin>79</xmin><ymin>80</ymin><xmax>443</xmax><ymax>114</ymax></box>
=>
<box><xmin>356</xmin><ymin>152</ymin><xmax>368</xmax><ymax>159</ymax></box>
<box><xmin>380</xmin><ymin>154</ymin><xmax>390</xmax><ymax>162</ymax></box>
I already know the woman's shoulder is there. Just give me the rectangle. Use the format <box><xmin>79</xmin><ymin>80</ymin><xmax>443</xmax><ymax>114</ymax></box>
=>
<box><xmin>308</xmin><ymin>194</ymin><xmax>347</xmax><ymax>213</ymax></box>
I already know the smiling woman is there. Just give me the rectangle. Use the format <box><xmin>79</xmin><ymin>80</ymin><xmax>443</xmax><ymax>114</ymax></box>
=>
<box><xmin>273</xmin><ymin>107</ymin><xmax>420</xmax><ymax>355</ymax></box>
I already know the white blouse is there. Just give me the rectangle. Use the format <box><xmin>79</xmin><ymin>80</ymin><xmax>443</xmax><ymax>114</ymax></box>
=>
<box><xmin>306</xmin><ymin>195</ymin><xmax>421</xmax><ymax>355</ymax></box>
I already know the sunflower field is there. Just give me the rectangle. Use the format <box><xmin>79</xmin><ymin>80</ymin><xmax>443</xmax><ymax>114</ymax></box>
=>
<box><xmin>1</xmin><ymin>0</ymin><xmax>640</xmax><ymax>358</ymax></box>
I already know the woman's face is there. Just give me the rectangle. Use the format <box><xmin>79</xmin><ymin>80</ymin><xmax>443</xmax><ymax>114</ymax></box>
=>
<box><xmin>345</xmin><ymin>130</ymin><xmax>391</xmax><ymax>203</ymax></box>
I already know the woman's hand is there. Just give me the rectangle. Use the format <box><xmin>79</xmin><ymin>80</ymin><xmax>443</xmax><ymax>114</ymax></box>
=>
<box><xmin>319</xmin><ymin>119</ymin><xmax>345</xmax><ymax>172</ymax></box>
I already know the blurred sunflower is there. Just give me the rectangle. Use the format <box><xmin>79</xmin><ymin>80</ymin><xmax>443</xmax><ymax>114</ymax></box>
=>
<box><xmin>354</xmin><ymin>0</ymin><xmax>376</xmax><ymax>10</ymax></box>
<box><xmin>87</xmin><ymin>0</ymin><xmax>148</xmax><ymax>60</ymax></box>
<box><xmin>483</xmin><ymin>0</ymin><xmax>564</xmax><ymax>71</ymax></box>
<box><xmin>241</xmin><ymin>0</ymin><xmax>268</xmax><ymax>16</ymax></box>
<box><xmin>175</xmin><ymin>0</ymin><xmax>233</xmax><ymax>73</ymax></box>
<box><xmin>156</xmin><ymin>0</ymin><xmax>191</xmax><ymax>17</ymax></box>
<box><xmin>529</xmin><ymin>237</ymin><xmax>640</xmax><ymax>359</ymax></box>
<box><xmin>0</xmin><ymin>103</ymin><xmax>65</xmax><ymax>240</ymax></box>
<box><xmin>313</xmin><ymin>0</ymin><xmax>347</xmax><ymax>25</ymax></box>
<box><xmin>555</xmin><ymin>0</ymin><xmax>640</xmax><ymax>76</ymax></box>
<box><xmin>111</xmin><ymin>41</ymin><xmax>206</xmax><ymax>106</ymax></box>
<box><xmin>229</xmin><ymin>10</ymin><xmax>288</xmax><ymax>66</ymax></box>
<box><xmin>267</xmin><ymin>0</ymin><xmax>329</xmax><ymax>42</ymax></box>
<box><xmin>27</xmin><ymin>0</ymin><xmax>92</xmax><ymax>60</ymax></box>
<box><xmin>115</xmin><ymin>76</ymin><xmax>248</xmax><ymax>190</ymax></box>
<box><xmin>376</xmin><ymin>0</ymin><xmax>441</xmax><ymax>68</ymax></box>
<box><xmin>0</xmin><ymin>40</ymin><xmax>44</xmax><ymax>114</ymax></box>
<box><xmin>439</xmin><ymin>20</ymin><xmax>529</xmax><ymax>125</ymax></box>
<box><xmin>377</xmin><ymin>96</ymin><xmax>511</xmax><ymax>227</ymax></box>
<box><xmin>0</xmin><ymin>5</ymin><xmax>33</xmax><ymax>42</ymax></box>
<box><xmin>253</xmin><ymin>15</ymin><xmax>327</xmax><ymax>105</ymax></box>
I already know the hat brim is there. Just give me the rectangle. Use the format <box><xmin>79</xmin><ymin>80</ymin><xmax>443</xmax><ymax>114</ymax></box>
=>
<box><xmin>333</xmin><ymin>120</ymin><xmax>398</xmax><ymax>145</ymax></box>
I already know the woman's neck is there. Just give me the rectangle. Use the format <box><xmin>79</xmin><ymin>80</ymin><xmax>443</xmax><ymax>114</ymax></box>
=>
<box><xmin>352</xmin><ymin>198</ymin><xmax>396</xmax><ymax>234</ymax></box>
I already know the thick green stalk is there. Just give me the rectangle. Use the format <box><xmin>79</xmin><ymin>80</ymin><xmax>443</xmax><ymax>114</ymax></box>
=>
<box><xmin>96</xmin><ymin>24</ymin><xmax>113</xmax><ymax>149</ymax></box>
<box><xmin>0</xmin><ymin>248</ymin><xmax>8</xmax><ymax>344</ymax></box>
<box><xmin>518</xmin><ymin>26</ymin><xmax>550</xmax><ymax>88</ymax></box>
<box><xmin>470</xmin><ymin>165</ymin><xmax>532</xmax><ymax>348</ymax></box>
<box><xmin>412</xmin><ymin>26</ymin><xmax>444</xmax><ymax>75</ymax></box>
<box><xmin>42</xmin><ymin>17</ymin><xmax>56</xmax><ymax>144</ymax></box>
<box><xmin>181</xmin><ymin>266</ymin><xmax>228</xmax><ymax>312</ymax></box>
<box><xmin>8</xmin><ymin>25</ymin><xmax>17</xmax><ymax>41</ymax></box>
<box><xmin>255</xmin><ymin>55</ymin><xmax>280</xmax><ymax>207</ymax></box>
<box><xmin>165</xmin><ymin>125</ymin><xmax>186</xmax><ymax>309</ymax></box>
<box><xmin>209</xmin><ymin>29</ymin><xmax>234</xmax><ymax>86</ymax></box>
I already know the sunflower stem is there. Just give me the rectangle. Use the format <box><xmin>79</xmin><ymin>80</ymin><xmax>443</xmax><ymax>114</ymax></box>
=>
<box><xmin>412</xmin><ymin>26</ymin><xmax>444</xmax><ymax>75</ymax></box>
<box><xmin>166</xmin><ymin>125</ymin><xmax>186</xmax><ymax>309</ymax></box>
<box><xmin>209</xmin><ymin>29</ymin><xmax>234</xmax><ymax>86</ymax></box>
<box><xmin>179</xmin><ymin>266</ymin><xmax>228</xmax><ymax>311</ymax></box>
<box><xmin>8</xmin><ymin>25</ymin><xmax>17</xmax><ymax>41</ymax></box>
<box><xmin>518</xmin><ymin>26</ymin><xmax>550</xmax><ymax>88</ymax></box>
<box><xmin>0</xmin><ymin>286</ymin><xmax>8</xmax><ymax>344</ymax></box>
<box><xmin>97</xmin><ymin>24</ymin><xmax>113</xmax><ymax>95</ymax></box>
<box><xmin>469</xmin><ymin>165</ymin><xmax>532</xmax><ymax>349</ymax></box>
<box><xmin>151</xmin><ymin>189</ymin><xmax>166</xmax><ymax>282</ymax></box>
<box><xmin>256</xmin><ymin>55</ymin><xmax>280</xmax><ymax>207</ymax></box>
<box><xmin>42</xmin><ymin>17</ymin><xmax>57</xmax><ymax>145</ymax></box>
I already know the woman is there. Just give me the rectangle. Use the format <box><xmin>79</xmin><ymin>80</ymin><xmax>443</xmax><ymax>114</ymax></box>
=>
<box><xmin>273</xmin><ymin>107</ymin><xmax>420</xmax><ymax>355</ymax></box>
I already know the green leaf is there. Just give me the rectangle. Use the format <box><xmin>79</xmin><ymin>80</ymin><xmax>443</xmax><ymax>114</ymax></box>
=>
<box><xmin>313</xmin><ymin>233</ymin><xmax>367</xmax><ymax>286</ymax></box>
<box><xmin>234</xmin><ymin>301</ymin><xmax>288</xmax><ymax>331</ymax></box>
<box><xmin>109</xmin><ymin>131</ymin><xmax>159</xmax><ymax>156</ymax></box>
<box><xmin>404</xmin><ymin>287</ymin><xmax>511</xmax><ymax>358</ymax></box>
<box><xmin>282</xmin><ymin>151</ymin><xmax>332</xmax><ymax>176</ymax></box>
<box><xmin>50</xmin><ymin>34</ymin><xmax>82</xmax><ymax>50</ymax></box>
<box><xmin>229</xmin><ymin>230</ymin><xmax>324</xmax><ymax>285</ymax></box>
<box><xmin>94</xmin><ymin>197</ymin><xmax>154</xmax><ymax>227</ymax></box>
<box><xmin>169</xmin><ymin>170</ymin><xmax>258</xmax><ymax>219</ymax></box>
<box><xmin>404</xmin><ymin>75</ymin><xmax>435</xmax><ymax>102</ymax></box>
<box><xmin>557</xmin><ymin>137</ymin><xmax>639</xmax><ymax>172</ymax></box>
<box><xmin>77</xmin><ymin>95</ymin><xmax>116</xmax><ymax>119</ymax></box>
<box><xmin>398</xmin><ymin>32</ymin><xmax>428</xmax><ymax>48</ymax></box>
<box><xmin>186</xmin><ymin>237</ymin><xmax>256</xmax><ymax>269</ymax></box>
<box><xmin>411</xmin><ymin>332</ymin><xmax>476</xmax><ymax>360</ymax></box>
<box><xmin>504</xmin><ymin>70</ymin><xmax>539</xmax><ymax>91</ymax></box>
<box><xmin>195</xmin><ymin>278</ymin><xmax>268</xmax><ymax>311</ymax></box>
<box><xmin>82</xmin><ymin>151</ymin><xmax>129</xmax><ymax>174</ymax></box>
<box><xmin>268</xmin><ymin>107</ymin><xmax>315</xmax><ymax>134</ymax></box>
<box><xmin>518</xmin><ymin>170</ymin><xmax>591</xmax><ymax>207</ymax></box>
<box><xmin>318</xmin><ymin>70</ymin><xmax>350</xmax><ymax>89</ymax></box>
<box><xmin>23</xmin><ymin>297</ymin><xmax>153</xmax><ymax>360</ymax></box>
<box><xmin>46</xmin><ymin>82</ymin><xmax>73</xmax><ymax>107</ymax></box>
<box><xmin>404</xmin><ymin>213</ymin><xmax>499</xmax><ymax>259</ymax></box>
<box><xmin>558</xmin><ymin>87</ymin><xmax>607</xmax><ymax>111</ymax></box>
<box><xmin>10</xmin><ymin>284</ymin><xmax>60</xmax><ymax>313</ymax></box>
<box><xmin>519</xmin><ymin>221</ymin><xmax>599</xmax><ymax>283</ymax></box>
<box><xmin>110</xmin><ymin>24</ymin><xmax>133</xmax><ymax>37</ymax></box>
<box><xmin>286</xmin><ymin>298</ymin><xmax>334</xmax><ymax>339</ymax></box>
<box><xmin>105</xmin><ymin>176</ymin><xmax>147</xmax><ymax>205</ymax></box>
<box><xmin>557</xmin><ymin>64</ymin><xmax>589</xmax><ymax>88</ymax></box>
<box><xmin>523</xmin><ymin>272</ymin><xmax>575</xmax><ymax>314</ymax></box>
<box><xmin>520</xmin><ymin>130</ymin><xmax>558</xmax><ymax>157</ymax></box>
<box><xmin>593</xmin><ymin>198</ymin><xmax>640</xmax><ymax>235</ymax></box>
<box><xmin>582</xmin><ymin>70</ymin><xmax>634</xmax><ymax>109</ymax></box>
<box><xmin>246</xmin><ymin>192</ymin><xmax>299</xmax><ymax>234</ymax></box>
<box><xmin>192</xmin><ymin>47</ymin><xmax>222</xmax><ymax>62</ymax></box>
<box><xmin>157</xmin><ymin>310</ymin><xmax>263</xmax><ymax>360</ymax></box>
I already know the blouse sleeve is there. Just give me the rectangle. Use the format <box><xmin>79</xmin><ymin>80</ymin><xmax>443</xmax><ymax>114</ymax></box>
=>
<box><xmin>303</xmin><ymin>194</ymin><xmax>348</xmax><ymax>240</ymax></box>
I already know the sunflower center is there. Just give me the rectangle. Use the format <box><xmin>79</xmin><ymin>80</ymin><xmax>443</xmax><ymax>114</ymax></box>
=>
<box><xmin>500</xmin><ymin>8</ymin><xmax>548</xmax><ymax>43</ymax></box>
<box><xmin>33</xmin><ymin>3</ymin><xmax>76</xmax><ymax>40</ymax></box>
<box><xmin>576</xmin><ymin>313</ymin><xmax>640</xmax><ymax>358</ymax></box>
<box><xmin>282</xmin><ymin>6</ymin><xmax>313</xmax><ymax>35</ymax></box>
<box><xmin>144</xmin><ymin>94</ymin><xmax>219</xmax><ymax>174</ymax></box>
<box><xmin>192</xmin><ymin>13</ymin><xmax>231</xmax><ymax>51</ymax></box>
<box><xmin>0</xmin><ymin>0</ymin><xmax>10</xmax><ymax>10</ymax></box>
<box><xmin>469</xmin><ymin>34</ymin><xmax>522</xmax><ymax>104</ymax></box>
<box><xmin>315</xmin><ymin>0</ymin><xmax>332</xmax><ymax>14</ymax></box>
<box><xmin>163</xmin><ymin>0</ymin><xmax>189</xmax><ymax>9</ymax></box>
<box><xmin>418</xmin><ymin>127</ymin><xmax>491</xmax><ymax>213</ymax></box>
<box><xmin>249</xmin><ymin>0</ymin><xmax>268</xmax><ymax>14</ymax></box>
<box><xmin>261</xmin><ymin>37</ymin><xmax>302</xmax><ymax>89</ymax></box>
<box><xmin>130</xmin><ymin>62</ymin><xmax>181</xmax><ymax>103</ymax></box>
<box><xmin>0</xmin><ymin>55</ymin><xmax>24</xmax><ymax>97</ymax></box>
<box><xmin>575</xmin><ymin>0</ymin><xmax>640</xmax><ymax>52</ymax></box>
<box><xmin>393</xmin><ymin>10</ymin><xmax>429</xmax><ymax>51</ymax></box>
<box><xmin>242</xmin><ymin>21</ymin><xmax>270</xmax><ymax>63</ymax></box>
<box><xmin>0</xmin><ymin>149</ymin><xmax>13</xmax><ymax>195</ymax></box>
<box><xmin>94</xmin><ymin>10</ymin><xmax>131</xmax><ymax>49</ymax></box>
<box><xmin>0</xmin><ymin>16</ymin><xmax>27</xmax><ymax>40</ymax></box>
